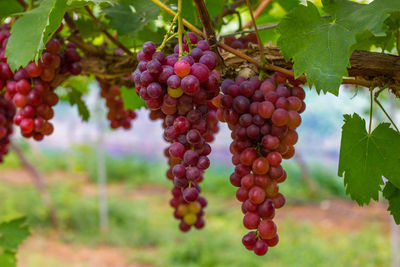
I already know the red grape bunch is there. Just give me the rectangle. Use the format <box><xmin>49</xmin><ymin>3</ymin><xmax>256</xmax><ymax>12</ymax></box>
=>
<box><xmin>97</xmin><ymin>78</ymin><xmax>137</xmax><ymax>130</ymax></box>
<box><xmin>222</xmin><ymin>32</ymin><xmax>258</xmax><ymax>49</ymax></box>
<box><xmin>214</xmin><ymin>72</ymin><xmax>305</xmax><ymax>255</ymax></box>
<box><xmin>0</xmin><ymin>94</ymin><xmax>16</xmax><ymax>163</ymax></box>
<box><xmin>0</xmin><ymin>24</ymin><xmax>82</xmax><ymax>141</ymax></box>
<box><xmin>133</xmin><ymin>32</ymin><xmax>220</xmax><ymax>231</ymax></box>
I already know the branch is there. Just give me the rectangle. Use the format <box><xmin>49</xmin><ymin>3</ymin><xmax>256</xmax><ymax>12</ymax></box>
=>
<box><xmin>193</xmin><ymin>0</ymin><xmax>217</xmax><ymax>49</ymax></box>
<box><xmin>219</xmin><ymin>0</ymin><xmax>246</xmax><ymax>18</ymax></box>
<box><xmin>64</xmin><ymin>13</ymin><xmax>105</xmax><ymax>56</ymax></box>
<box><xmin>16</xmin><ymin>0</ymin><xmax>28</xmax><ymax>10</ymax></box>
<box><xmin>84</xmin><ymin>6</ymin><xmax>133</xmax><ymax>56</ymax></box>
<box><xmin>243</xmin><ymin>0</ymin><xmax>271</xmax><ymax>29</ymax></box>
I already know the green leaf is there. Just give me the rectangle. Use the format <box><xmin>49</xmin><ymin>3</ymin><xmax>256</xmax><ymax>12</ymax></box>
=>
<box><xmin>104</xmin><ymin>0</ymin><xmax>160</xmax><ymax>37</ymax></box>
<box><xmin>383</xmin><ymin>182</ymin><xmax>400</xmax><ymax>224</ymax></box>
<box><xmin>0</xmin><ymin>251</ymin><xmax>16</xmax><ymax>267</ymax></box>
<box><xmin>277</xmin><ymin>0</ymin><xmax>301</xmax><ymax>11</ymax></box>
<box><xmin>120</xmin><ymin>86</ymin><xmax>145</xmax><ymax>111</ymax></box>
<box><xmin>205</xmin><ymin>0</ymin><xmax>225</xmax><ymax>19</ymax></box>
<box><xmin>0</xmin><ymin>0</ymin><xmax>23</xmax><ymax>19</ymax></box>
<box><xmin>75</xmin><ymin>17</ymin><xmax>101</xmax><ymax>39</ymax></box>
<box><xmin>338</xmin><ymin>113</ymin><xmax>400</xmax><ymax>205</ymax></box>
<box><xmin>5</xmin><ymin>0</ymin><xmax>68</xmax><ymax>70</ymax></box>
<box><xmin>67</xmin><ymin>88</ymin><xmax>90</xmax><ymax>121</ymax></box>
<box><xmin>278</xmin><ymin>0</ymin><xmax>400</xmax><ymax>95</ymax></box>
<box><xmin>0</xmin><ymin>217</ymin><xmax>29</xmax><ymax>251</ymax></box>
<box><xmin>277</xmin><ymin>2</ymin><xmax>355</xmax><ymax>95</ymax></box>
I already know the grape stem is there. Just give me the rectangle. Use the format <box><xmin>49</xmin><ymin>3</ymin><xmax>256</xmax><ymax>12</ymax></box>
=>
<box><xmin>246</xmin><ymin>0</ymin><xmax>267</xmax><ymax>78</ymax></box>
<box><xmin>84</xmin><ymin>6</ymin><xmax>134</xmax><ymax>56</ymax></box>
<box><xmin>16</xmin><ymin>0</ymin><xmax>28</xmax><ymax>10</ymax></box>
<box><xmin>178</xmin><ymin>0</ymin><xmax>184</xmax><ymax>58</ymax></box>
<box><xmin>374</xmin><ymin>88</ymin><xmax>400</xmax><ymax>133</ymax></box>
<box><xmin>150</xmin><ymin>0</ymin><xmax>373</xmax><ymax>88</ymax></box>
<box><xmin>158</xmin><ymin>12</ymin><xmax>180</xmax><ymax>51</ymax></box>
<box><xmin>243</xmin><ymin>0</ymin><xmax>271</xmax><ymax>29</ymax></box>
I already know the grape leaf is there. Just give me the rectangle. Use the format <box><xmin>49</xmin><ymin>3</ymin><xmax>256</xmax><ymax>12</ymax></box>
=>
<box><xmin>0</xmin><ymin>217</ymin><xmax>29</xmax><ymax>251</ymax></box>
<box><xmin>0</xmin><ymin>251</ymin><xmax>16</xmax><ymax>267</ymax></box>
<box><xmin>0</xmin><ymin>0</ymin><xmax>23</xmax><ymax>19</ymax></box>
<box><xmin>277</xmin><ymin>2</ymin><xmax>355</xmax><ymax>95</ymax></box>
<box><xmin>277</xmin><ymin>0</ymin><xmax>400</xmax><ymax>95</ymax></box>
<box><xmin>75</xmin><ymin>17</ymin><xmax>101</xmax><ymax>39</ymax></box>
<box><xmin>5</xmin><ymin>0</ymin><xmax>68</xmax><ymax>70</ymax></box>
<box><xmin>104</xmin><ymin>0</ymin><xmax>160</xmax><ymax>37</ymax></box>
<box><xmin>383</xmin><ymin>182</ymin><xmax>400</xmax><ymax>224</ymax></box>
<box><xmin>121</xmin><ymin>86</ymin><xmax>145</xmax><ymax>111</ymax></box>
<box><xmin>67</xmin><ymin>88</ymin><xmax>90</xmax><ymax>121</ymax></box>
<box><xmin>338</xmin><ymin>113</ymin><xmax>400</xmax><ymax>205</ymax></box>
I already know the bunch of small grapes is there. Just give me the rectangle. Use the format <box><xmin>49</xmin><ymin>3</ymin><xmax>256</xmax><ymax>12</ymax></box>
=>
<box><xmin>0</xmin><ymin>24</ymin><xmax>82</xmax><ymax>140</ymax></box>
<box><xmin>0</xmin><ymin>94</ymin><xmax>16</xmax><ymax>163</ymax></box>
<box><xmin>213</xmin><ymin>72</ymin><xmax>305</xmax><ymax>255</ymax></box>
<box><xmin>97</xmin><ymin>78</ymin><xmax>137</xmax><ymax>130</ymax></box>
<box><xmin>133</xmin><ymin>32</ymin><xmax>220</xmax><ymax>231</ymax></box>
<box><xmin>222</xmin><ymin>32</ymin><xmax>258</xmax><ymax>49</ymax></box>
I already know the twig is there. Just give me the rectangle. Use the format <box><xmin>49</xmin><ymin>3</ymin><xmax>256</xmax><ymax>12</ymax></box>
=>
<box><xmin>10</xmin><ymin>143</ymin><xmax>59</xmax><ymax>229</ymax></box>
<box><xmin>219</xmin><ymin>0</ymin><xmax>246</xmax><ymax>19</ymax></box>
<box><xmin>246</xmin><ymin>0</ymin><xmax>266</xmax><ymax>74</ymax></box>
<box><xmin>84</xmin><ymin>6</ymin><xmax>133</xmax><ymax>56</ymax></box>
<box><xmin>16</xmin><ymin>0</ymin><xmax>28</xmax><ymax>10</ymax></box>
<box><xmin>158</xmin><ymin>13</ymin><xmax>179</xmax><ymax>51</ymax></box>
<box><xmin>178</xmin><ymin>0</ymin><xmax>183</xmax><ymax>57</ymax></box>
<box><xmin>243</xmin><ymin>0</ymin><xmax>271</xmax><ymax>29</ymax></box>
<box><xmin>64</xmin><ymin>13</ymin><xmax>105</xmax><ymax>56</ymax></box>
<box><xmin>193</xmin><ymin>0</ymin><xmax>218</xmax><ymax>52</ymax></box>
<box><xmin>374</xmin><ymin>89</ymin><xmax>400</xmax><ymax>133</ymax></box>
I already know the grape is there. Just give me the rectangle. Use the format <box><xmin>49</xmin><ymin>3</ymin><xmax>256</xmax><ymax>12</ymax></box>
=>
<box><xmin>0</xmin><ymin>94</ymin><xmax>16</xmax><ymax>162</ymax></box>
<box><xmin>133</xmin><ymin>35</ymin><xmax>219</xmax><ymax>232</ymax></box>
<box><xmin>216</xmin><ymin>74</ymin><xmax>305</xmax><ymax>255</ymax></box>
<box><xmin>181</xmin><ymin>75</ymin><xmax>200</xmax><ymax>95</ymax></box>
<box><xmin>0</xmin><ymin>24</ymin><xmax>83</xmax><ymax>140</ymax></box>
<box><xmin>174</xmin><ymin>60</ymin><xmax>191</xmax><ymax>78</ymax></box>
<box><xmin>243</xmin><ymin>212</ymin><xmax>260</xmax><ymax>229</ymax></box>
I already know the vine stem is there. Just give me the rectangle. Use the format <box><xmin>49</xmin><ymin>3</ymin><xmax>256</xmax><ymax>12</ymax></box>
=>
<box><xmin>16</xmin><ymin>0</ymin><xmax>28</xmax><ymax>10</ymax></box>
<box><xmin>246</xmin><ymin>0</ymin><xmax>266</xmax><ymax>77</ymax></box>
<box><xmin>158</xmin><ymin>12</ymin><xmax>179</xmax><ymax>51</ymax></box>
<box><xmin>177</xmin><ymin>0</ymin><xmax>183</xmax><ymax>58</ymax></box>
<box><xmin>84</xmin><ymin>6</ymin><xmax>133</xmax><ymax>56</ymax></box>
<box><xmin>144</xmin><ymin>0</ymin><xmax>374</xmax><ymax>88</ymax></box>
<box><xmin>374</xmin><ymin>89</ymin><xmax>400</xmax><ymax>133</ymax></box>
<box><xmin>243</xmin><ymin>0</ymin><xmax>271</xmax><ymax>29</ymax></box>
<box><xmin>369</xmin><ymin>88</ymin><xmax>373</xmax><ymax>134</ymax></box>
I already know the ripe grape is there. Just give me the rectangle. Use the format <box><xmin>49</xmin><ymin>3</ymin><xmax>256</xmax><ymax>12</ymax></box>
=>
<box><xmin>134</xmin><ymin>33</ymin><xmax>220</xmax><ymax>232</ymax></box>
<box><xmin>215</xmin><ymin>73</ymin><xmax>305</xmax><ymax>255</ymax></box>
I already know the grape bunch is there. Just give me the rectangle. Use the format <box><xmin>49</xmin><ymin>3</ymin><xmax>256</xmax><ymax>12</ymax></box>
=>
<box><xmin>222</xmin><ymin>32</ymin><xmax>258</xmax><ymax>49</ymax></box>
<box><xmin>214</xmin><ymin>72</ymin><xmax>305</xmax><ymax>255</ymax></box>
<box><xmin>0</xmin><ymin>24</ymin><xmax>82</xmax><ymax>140</ymax></box>
<box><xmin>133</xmin><ymin>32</ymin><xmax>220</xmax><ymax>231</ymax></box>
<box><xmin>97</xmin><ymin>78</ymin><xmax>137</xmax><ymax>130</ymax></box>
<box><xmin>0</xmin><ymin>94</ymin><xmax>16</xmax><ymax>163</ymax></box>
